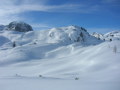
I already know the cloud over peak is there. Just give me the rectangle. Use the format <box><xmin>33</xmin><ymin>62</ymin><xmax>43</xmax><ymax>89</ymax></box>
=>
<box><xmin>0</xmin><ymin>0</ymin><xmax>100</xmax><ymax>24</ymax></box>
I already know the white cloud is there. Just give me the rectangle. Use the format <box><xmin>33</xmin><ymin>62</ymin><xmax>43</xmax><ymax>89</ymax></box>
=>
<box><xmin>0</xmin><ymin>14</ymin><xmax>23</xmax><ymax>25</ymax></box>
<box><xmin>0</xmin><ymin>0</ymin><xmax>99</xmax><ymax>25</ymax></box>
<box><xmin>0</xmin><ymin>2</ymin><xmax>98</xmax><ymax>14</ymax></box>
<box><xmin>0</xmin><ymin>0</ymin><xmax>48</xmax><ymax>24</ymax></box>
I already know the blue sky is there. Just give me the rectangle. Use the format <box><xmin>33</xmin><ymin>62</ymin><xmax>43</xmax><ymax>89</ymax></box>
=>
<box><xmin>0</xmin><ymin>0</ymin><xmax>120</xmax><ymax>33</ymax></box>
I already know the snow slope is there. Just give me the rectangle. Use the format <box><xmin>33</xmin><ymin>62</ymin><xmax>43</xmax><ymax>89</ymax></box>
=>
<box><xmin>92</xmin><ymin>32</ymin><xmax>104</xmax><ymax>40</ymax></box>
<box><xmin>0</xmin><ymin>78</ymin><xmax>120</xmax><ymax>90</ymax></box>
<box><xmin>0</xmin><ymin>25</ymin><xmax>5</xmax><ymax>31</ymax></box>
<box><xmin>0</xmin><ymin>40</ymin><xmax>120</xmax><ymax>90</ymax></box>
<box><xmin>0</xmin><ymin>25</ymin><xmax>120</xmax><ymax>90</ymax></box>
<box><xmin>0</xmin><ymin>41</ymin><xmax>120</xmax><ymax>80</ymax></box>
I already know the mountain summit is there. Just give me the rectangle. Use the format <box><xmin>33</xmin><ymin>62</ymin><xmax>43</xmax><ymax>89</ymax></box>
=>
<box><xmin>5</xmin><ymin>21</ymin><xmax>33</xmax><ymax>32</ymax></box>
<box><xmin>47</xmin><ymin>25</ymin><xmax>101</xmax><ymax>44</ymax></box>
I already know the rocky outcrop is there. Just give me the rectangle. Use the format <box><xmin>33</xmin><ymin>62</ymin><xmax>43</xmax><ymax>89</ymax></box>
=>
<box><xmin>6</xmin><ymin>21</ymin><xmax>33</xmax><ymax>32</ymax></box>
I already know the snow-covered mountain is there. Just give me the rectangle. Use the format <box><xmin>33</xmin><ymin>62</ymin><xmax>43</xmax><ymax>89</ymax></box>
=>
<box><xmin>104</xmin><ymin>31</ymin><xmax>120</xmax><ymax>41</ymax></box>
<box><xmin>0</xmin><ymin>22</ymin><xmax>120</xmax><ymax>90</ymax></box>
<box><xmin>0</xmin><ymin>24</ymin><xmax>102</xmax><ymax>47</ymax></box>
<box><xmin>5</xmin><ymin>21</ymin><xmax>33</xmax><ymax>32</ymax></box>
<box><xmin>0</xmin><ymin>24</ymin><xmax>102</xmax><ymax>65</ymax></box>
<box><xmin>92</xmin><ymin>31</ymin><xmax>120</xmax><ymax>41</ymax></box>
<box><xmin>46</xmin><ymin>25</ymin><xmax>102</xmax><ymax>44</ymax></box>
<box><xmin>92</xmin><ymin>32</ymin><xmax>104</xmax><ymax>40</ymax></box>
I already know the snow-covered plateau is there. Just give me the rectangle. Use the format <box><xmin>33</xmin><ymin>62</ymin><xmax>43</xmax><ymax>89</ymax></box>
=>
<box><xmin>0</xmin><ymin>22</ymin><xmax>120</xmax><ymax>90</ymax></box>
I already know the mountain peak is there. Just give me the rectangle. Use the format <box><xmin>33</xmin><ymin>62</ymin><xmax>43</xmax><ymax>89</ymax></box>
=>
<box><xmin>6</xmin><ymin>21</ymin><xmax>33</xmax><ymax>32</ymax></box>
<box><xmin>47</xmin><ymin>25</ymin><xmax>101</xmax><ymax>44</ymax></box>
<box><xmin>67</xmin><ymin>25</ymin><xmax>81</xmax><ymax>28</ymax></box>
<box><xmin>65</xmin><ymin>25</ymin><xmax>87</xmax><ymax>32</ymax></box>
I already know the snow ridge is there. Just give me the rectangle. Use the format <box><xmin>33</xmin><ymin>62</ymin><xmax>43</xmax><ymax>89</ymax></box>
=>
<box><xmin>92</xmin><ymin>30</ymin><xmax>120</xmax><ymax>41</ymax></box>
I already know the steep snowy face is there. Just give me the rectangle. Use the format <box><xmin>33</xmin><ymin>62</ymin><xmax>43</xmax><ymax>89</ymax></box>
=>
<box><xmin>6</xmin><ymin>21</ymin><xmax>33</xmax><ymax>32</ymax></box>
<box><xmin>48</xmin><ymin>25</ymin><xmax>101</xmax><ymax>44</ymax></box>
<box><xmin>104</xmin><ymin>31</ymin><xmax>120</xmax><ymax>41</ymax></box>
<box><xmin>92</xmin><ymin>32</ymin><xmax>104</xmax><ymax>40</ymax></box>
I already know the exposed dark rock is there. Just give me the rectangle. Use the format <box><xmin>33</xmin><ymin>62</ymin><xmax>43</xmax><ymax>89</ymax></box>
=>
<box><xmin>7</xmin><ymin>21</ymin><xmax>33</xmax><ymax>32</ymax></box>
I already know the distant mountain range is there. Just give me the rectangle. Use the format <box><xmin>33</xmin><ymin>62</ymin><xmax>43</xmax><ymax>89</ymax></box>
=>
<box><xmin>0</xmin><ymin>21</ymin><xmax>102</xmax><ymax>47</ymax></box>
<box><xmin>1</xmin><ymin>21</ymin><xmax>119</xmax><ymax>43</ymax></box>
<box><xmin>92</xmin><ymin>31</ymin><xmax>120</xmax><ymax>41</ymax></box>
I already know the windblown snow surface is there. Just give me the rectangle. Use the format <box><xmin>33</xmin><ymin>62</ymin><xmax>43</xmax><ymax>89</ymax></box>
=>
<box><xmin>0</xmin><ymin>26</ymin><xmax>120</xmax><ymax>90</ymax></box>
